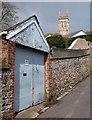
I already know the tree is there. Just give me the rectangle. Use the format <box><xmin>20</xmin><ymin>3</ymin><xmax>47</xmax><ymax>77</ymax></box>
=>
<box><xmin>0</xmin><ymin>2</ymin><xmax>18</xmax><ymax>31</ymax></box>
<box><xmin>63</xmin><ymin>37</ymin><xmax>70</xmax><ymax>48</ymax></box>
<box><xmin>46</xmin><ymin>33</ymin><xmax>65</xmax><ymax>48</ymax></box>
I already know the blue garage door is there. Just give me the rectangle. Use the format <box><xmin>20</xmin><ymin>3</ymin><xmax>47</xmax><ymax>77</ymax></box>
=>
<box><xmin>19</xmin><ymin>64</ymin><xmax>32</xmax><ymax>111</ymax></box>
<box><xmin>33</xmin><ymin>53</ymin><xmax>44</xmax><ymax>105</ymax></box>
<box><xmin>14</xmin><ymin>52</ymin><xmax>45</xmax><ymax>112</ymax></box>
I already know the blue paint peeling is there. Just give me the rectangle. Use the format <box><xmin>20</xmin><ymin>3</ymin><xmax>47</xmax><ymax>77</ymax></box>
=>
<box><xmin>10</xmin><ymin>23</ymin><xmax>49</xmax><ymax>52</ymax></box>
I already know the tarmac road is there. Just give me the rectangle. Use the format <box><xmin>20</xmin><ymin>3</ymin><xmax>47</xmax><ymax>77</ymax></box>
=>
<box><xmin>38</xmin><ymin>75</ymin><xmax>90</xmax><ymax>118</ymax></box>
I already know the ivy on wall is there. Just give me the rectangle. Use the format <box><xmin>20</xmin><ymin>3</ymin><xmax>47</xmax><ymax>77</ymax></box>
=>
<box><xmin>0</xmin><ymin>58</ymin><xmax>8</xmax><ymax>67</ymax></box>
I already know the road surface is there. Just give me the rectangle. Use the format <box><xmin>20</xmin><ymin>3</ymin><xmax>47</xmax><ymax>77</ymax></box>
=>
<box><xmin>39</xmin><ymin>75</ymin><xmax>90</xmax><ymax>118</ymax></box>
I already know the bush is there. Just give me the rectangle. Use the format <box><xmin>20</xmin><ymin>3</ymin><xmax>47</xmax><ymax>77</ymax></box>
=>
<box><xmin>46</xmin><ymin>34</ymin><xmax>65</xmax><ymax>48</ymax></box>
<box><xmin>46</xmin><ymin>33</ymin><xmax>92</xmax><ymax>48</ymax></box>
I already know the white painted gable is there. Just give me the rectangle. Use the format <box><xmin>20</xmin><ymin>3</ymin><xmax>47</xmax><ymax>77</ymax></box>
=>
<box><xmin>72</xmin><ymin>31</ymin><xmax>86</xmax><ymax>38</ymax></box>
<box><xmin>6</xmin><ymin>16</ymin><xmax>50</xmax><ymax>53</ymax></box>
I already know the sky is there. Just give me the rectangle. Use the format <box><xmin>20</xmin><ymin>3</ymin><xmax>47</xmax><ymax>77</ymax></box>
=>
<box><xmin>12</xmin><ymin>2</ymin><xmax>90</xmax><ymax>34</ymax></box>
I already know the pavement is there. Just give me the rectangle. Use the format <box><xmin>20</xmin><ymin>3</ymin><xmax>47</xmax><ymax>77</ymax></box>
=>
<box><xmin>38</xmin><ymin>75</ymin><xmax>90</xmax><ymax>118</ymax></box>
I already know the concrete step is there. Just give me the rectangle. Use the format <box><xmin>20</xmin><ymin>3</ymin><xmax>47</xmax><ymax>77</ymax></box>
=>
<box><xmin>15</xmin><ymin>103</ymin><xmax>44</xmax><ymax>118</ymax></box>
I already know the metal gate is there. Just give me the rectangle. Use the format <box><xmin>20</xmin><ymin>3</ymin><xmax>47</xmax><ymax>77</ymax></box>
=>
<box><xmin>14</xmin><ymin>53</ymin><xmax>45</xmax><ymax>112</ymax></box>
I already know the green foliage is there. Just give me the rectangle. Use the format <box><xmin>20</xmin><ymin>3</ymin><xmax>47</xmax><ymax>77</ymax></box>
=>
<box><xmin>63</xmin><ymin>37</ymin><xmax>70</xmax><ymax>48</ymax></box>
<box><xmin>2</xmin><ymin>58</ymin><xmax>7</xmax><ymax>65</ymax></box>
<box><xmin>86</xmin><ymin>31</ymin><xmax>92</xmax><ymax>35</ymax></box>
<box><xmin>46</xmin><ymin>33</ymin><xmax>92</xmax><ymax>48</ymax></box>
<box><xmin>46</xmin><ymin>34</ymin><xmax>65</xmax><ymax>48</ymax></box>
<box><xmin>67</xmin><ymin>37</ymin><xmax>76</xmax><ymax>48</ymax></box>
<box><xmin>72</xmin><ymin>35</ymin><xmax>92</xmax><ymax>42</ymax></box>
<box><xmin>84</xmin><ymin>35</ymin><xmax>92</xmax><ymax>42</ymax></box>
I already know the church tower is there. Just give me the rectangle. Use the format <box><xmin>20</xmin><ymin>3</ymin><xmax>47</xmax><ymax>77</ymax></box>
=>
<box><xmin>58</xmin><ymin>11</ymin><xmax>70</xmax><ymax>36</ymax></box>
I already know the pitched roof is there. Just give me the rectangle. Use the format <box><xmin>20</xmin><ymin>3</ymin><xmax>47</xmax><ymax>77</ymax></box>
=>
<box><xmin>5</xmin><ymin>15</ymin><xmax>39</xmax><ymax>31</ymax></box>
<box><xmin>1</xmin><ymin>15</ymin><xmax>50</xmax><ymax>53</ymax></box>
<box><xmin>0</xmin><ymin>15</ymin><xmax>44</xmax><ymax>37</ymax></box>
<box><xmin>68</xmin><ymin>38</ymin><xmax>89</xmax><ymax>49</ymax></box>
<box><xmin>64</xmin><ymin>30</ymin><xmax>86</xmax><ymax>38</ymax></box>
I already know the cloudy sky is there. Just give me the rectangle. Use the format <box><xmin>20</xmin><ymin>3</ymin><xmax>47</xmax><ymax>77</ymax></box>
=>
<box><xmin>12</xmin><ymin>2</ymin><xmax>90</xmax><ymax>34</ymax></box>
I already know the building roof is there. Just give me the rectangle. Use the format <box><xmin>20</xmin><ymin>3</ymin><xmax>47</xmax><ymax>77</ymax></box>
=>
<box><xmin>1</xmin><ymin>15</ymin><xmax>50</xmax><ymax>53</ymax></box>
<box><xmin>68</xmin><ymin>38</ymin><xmax>89</xmax><ymax>50</ymax></box>
<box><xmin>64</xmin><ymin>30</ymin><xmax>86</xmax><ymax>38</ymax></box>
<box><xmin>5</xmin><ymin>15</ymin><xmax>39</xmax><ymax>31</ymax></box>
<box><xmin>1</xmin><ymin>15</ymin><xmax>44</xmax><ymax>35</ymax></box>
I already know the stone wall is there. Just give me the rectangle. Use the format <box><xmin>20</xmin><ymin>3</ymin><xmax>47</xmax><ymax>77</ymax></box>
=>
<box><xmin>90</xmin><ymin>43</ymin><xmax>92</xmax><ymax>72</ymax></box>
<box><xmin>49</xmin><ymin>51</ymin><xmax>90</xmax><ymax>103</ymax></box>
<box><xmin>0</xmin><ymin>69</ymin><xmax>2</xmax><ymax>119</ymax></box>
<box><xmin>0</xmin><ymin>39</ymin><xmax>15</xmax><ymax>119</ymax></box>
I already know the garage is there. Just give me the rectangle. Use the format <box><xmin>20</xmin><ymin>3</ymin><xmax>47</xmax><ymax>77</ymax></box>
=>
<box><xmin>6</xmin><ymin>15</ymin><xmax>50</xmax><ymax>112</ymax></box>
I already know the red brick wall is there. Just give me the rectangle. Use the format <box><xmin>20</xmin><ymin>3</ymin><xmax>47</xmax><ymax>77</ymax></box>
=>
<box><xmin>44</xmin><ymin>53</ymin><xmax>50</xmax><ymax>103</ymax></box>
<box><xmin>1</xmin><ymin>39</ymin><xmax>15</xmax><ymax>119</ymax></box>
<box><xmin>0</xmin><ymin>39</ymin><xmax>9</xmax><ymax>67</ymax></box>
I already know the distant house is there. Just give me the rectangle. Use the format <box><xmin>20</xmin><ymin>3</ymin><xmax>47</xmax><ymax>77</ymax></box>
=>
<box><xmin>64</xmin><ymin>30</ymin><xmax>87</xmax><ymax>38</ymax></box>
<box><xmin>68</xmin><ymin>38</ymin><xmax>89</xmax><ymax>49</ymax></box>
<box><xmin>0</xmin><ymin>15</ymin><xmax>50</xmax><ymax>119</ymax></box>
